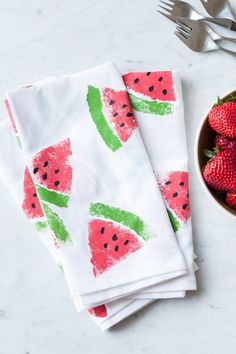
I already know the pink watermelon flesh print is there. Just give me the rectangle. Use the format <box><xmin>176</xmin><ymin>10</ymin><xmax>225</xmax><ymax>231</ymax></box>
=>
<box><xmin>89</xmin><ymin>219</ymin><xmax>142</xmax><ymax>276</ymax></box>
<box><xmin>87</xmin><ymin>85</ymin><xmax>137</xmax><ymax>151</ymax></box>
<box><xmin>88</xmin><ymin>202</ymin><xmax>151</xmax><ymax>276</ymax></box>
<box><xmin>88</xmin><ymin>304</ymin><xmax>107</xmax><ymax>318</ymax></box>
<box><xmin>123</xmin><ymin>71</ymin><xmax>175</xmax><ymax>101</ymax></box>
<box><xmin>4</xmin><ymin>99</ymin><xmax>18</xmax><ymax>134</ymax></box>
<box><xmin>31</xmin><ymin>138</ymin><xmax>72</xmax><ymax>193</ymax></box>
<box><xmin>22</xmin><ymin>167</ymin><xmax>44</xmax><ymax>219</ymax></box>
<box><xmin>102</xmin><ymin>88</ymin><xmax>137</xmax><ymax>142</ymax></box>
<box><xmin>158</xmin><ymin>171</ymin><xmax>190</xmax><ymax>222</ymax></box>
<box><xmin>30</xmin><ymin>138</ymin><xmax>72</xmax><ymax>206</ymax></box>
<box><xmin>122</xmin><ymin>72</ymin><xmax>175</xmax><ymax>116</ymax></box>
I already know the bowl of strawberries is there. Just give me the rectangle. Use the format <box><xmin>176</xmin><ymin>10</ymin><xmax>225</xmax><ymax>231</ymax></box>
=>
<box><xmin>195</xmin><ymin>92</ymin><xmax>236</xmax><ymax>217</ymax></box>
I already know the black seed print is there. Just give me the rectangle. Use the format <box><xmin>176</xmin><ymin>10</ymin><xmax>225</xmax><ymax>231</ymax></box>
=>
<box><xmin>182</xmin><ymin>204</ymin><xmax>188</xmax><ymax>210</ymax></box>
<box><xmin>122</xmin><ymin>104</ymin><xmax>127</xmax><ymax>108</ymax></box>
<box><xmin>113</xmin><ymin>112</ymin><xmax>118</xmax><ymax>117</ymax></box>
<box><xmin>149</xmin><ymin>85</ymin><xmax>154</xmax><ymax>92</ymax></box>
<box><xmin>120</xmin><ymin>123</ymin><xmax>125</xmax><ymax>127</ymax></box>
<box><xmin>101</xmin><ymin>227</ymin><xmax>105</xmax><ymax>234</ymax></box>
<box><xmin>165</xmin><ymin>181</ymin><xmax>171</xmax><ymax>185</ymax></box>
<box><xmin>179</xmin><ymin>181</ymin><xmax>184</xmax><ymax>186</ymax></box>
<box><xmin>114</xmin><ymin>245</ymin><xmax>119</xmax><ymax>252</ymax></box>
<box><xmin>55</xmin><ymin>169</ymin><xmax>59</xmax><ymax>174</ymax></box>
<box><xmin>158</xmin><ymin>76</ymin><xmax>163</xmax><ymax>82</ymax></box>
<box><xmin>54</xmin><ymin>181</ymin><xmax>60</xmax><ymax>187</ymax></box>
<box><xmin>112</xmin><ymin>234</ymin><xmax>118</xmax><ymax>241</ymax></box>
<box><xmin>104</xmin><ymin>243</ymin><xmax>108</xmax><ymax>249</ymax></box>
<box><xmin>134</xmin><ymin>78</ymin><xmax>139</xmax><ymax>84</ymax></box>
<box><xmin>42</xmin><ymin>173</ymin><xmax>47</xmax><ymax>180</ymax></box>
<box><xmin>33</xmin><ymin>193</ymin><xmax>37</xmax><ymax>198</ymax></box>
<box><xmin>187</xmin><ymin>193</ymin><xmax>189</xmax><ymax>198</ymax></box>
<box><xmin>31</xmin><ymin>203</ymin><xmax>36</xmax><ymax>209</ymax></box>
<box><xmin>127</xmin><ymin>112</ymin><xmax>133</xmax><ymax>117</ymax></box>
<box><xmin>163</xmin><ymin>89</ymin><xmax>167</xmax><ymax>95</ymax></box>
<box><xmin>173</xmin><ymin>192</ymin><xmax>178</xmax><ymax>198</ymax></box>
<box><xmin>124</xmin><ymin>240</ymin><xmax>129</xmax><ymax>245</ymax></box>
<box><xmin>146</xmin><ymin>72</ymin><xmax>151</xmax><ymax>76</ymax></box>
<box><xmin>109</xmin><ymin>99</ymin><xmax>115</xmax><ymax>105</ymax></box>
<box><xmin>43</xmin><ymin>161</ymin><xmax>49</xmax><ymax>167</ymax></box>
<box><xmin>33</xmin><ymin>167</ymin><xmax>39</xmax><ymax>174</ymax></box>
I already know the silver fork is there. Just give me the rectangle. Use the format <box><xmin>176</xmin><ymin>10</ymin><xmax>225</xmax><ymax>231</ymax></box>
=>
<box><xmin>158</xmin><ymin>0</ymin><xmax>236</xmax><ymax>31</ymax></box>
<box><xmin>175</xmin><ymin>18</ymin><xmax>236</xmax><ymax>53</ymax></box>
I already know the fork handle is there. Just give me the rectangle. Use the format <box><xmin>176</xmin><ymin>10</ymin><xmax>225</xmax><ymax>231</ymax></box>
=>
<box><xmin>201</xmin><ymin>17</ymin><xmax>236</xmax><ymax>31</ymax></box>
<box><xmin>218</xmin><ymin>43</ymin><xmax>236</xmax><ymax>55</ymax></box>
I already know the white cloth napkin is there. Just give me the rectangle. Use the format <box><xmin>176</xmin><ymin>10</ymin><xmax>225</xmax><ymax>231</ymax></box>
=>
<box><xmin>0</xmin><ymin>118</ymin><xmax>153</xmax><ymax>329</ymax></box>
<box><xmin>122</xmin><ymin>70</ymin><xmax>197</xmax><ymax>297</ymax></box>
<box><xmin>1</xmin><ymin>63</ymin><xmax>198</xmax><ymax>330</ymax></box>
<box><xmin>5</xmin><ymin>63</ymin><xmax>187</xmax><ymax>308</ymax></box>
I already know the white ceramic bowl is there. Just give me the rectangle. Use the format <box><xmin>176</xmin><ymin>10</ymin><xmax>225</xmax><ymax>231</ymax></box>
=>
<box><xmin>194</xmin><ymin>90</ymin><xmax>236</xmax><ymax>218</ymax></box>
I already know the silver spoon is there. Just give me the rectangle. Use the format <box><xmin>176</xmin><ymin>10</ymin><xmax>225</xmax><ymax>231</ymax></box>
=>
<box><xmin>200</xmin><ymin>0</ymin><xmax>235</xmax><ymax>20</ymax></box>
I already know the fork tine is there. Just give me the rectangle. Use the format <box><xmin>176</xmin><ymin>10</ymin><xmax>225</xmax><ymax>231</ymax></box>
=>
<box><xmin>176</xmin><ymin>26</ymin><xmax>190</xmax><ymax>38</ymax></box>
<box><xmin>157</xmin><ymin>10</ymin><xmax>172</xmax><ymax>21</ymax></box>
<box><xmin>176</xmin><ymin>23</ymin><xmax>191</xmax><ymax>35</ymax></box>
<box><xmin>159</xmin><ymin>0</ymin><xmax>173</xmax><ymax>9</ymax></box>
<box><xmin>174</xmin><ymin>31</ymin><xmax>188</xmax><ymax>44</ymax></box>
<box><xmin>158</xmin><ymin>4</ymin><xmax>171</xmax><ymax>14</ymax></box>
<box><xmin>176</xmin><ymin>20</ymin><xmax>192</xmax><ymax>33</ymax></box>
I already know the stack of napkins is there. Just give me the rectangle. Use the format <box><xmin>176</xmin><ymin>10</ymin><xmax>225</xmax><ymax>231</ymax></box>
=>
<box><xmin>0</xmin><ymin>63</ymin><xmax>197</xmax><ymax>331</ymax></box>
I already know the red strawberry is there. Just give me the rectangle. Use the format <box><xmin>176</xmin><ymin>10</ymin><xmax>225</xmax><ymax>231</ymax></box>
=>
<box><xmin>203</xmin><ymin>148</ymin><xmax>236</xmax><ymax>192</ymax></box>
<box><xmin>215</xmin><ymin>135</ymin><xmax>236</xmax><ymax>150</ymax></box>
<box><xmin>225</xmin><ymin>192</ymin><xmax>236</xmax><ymax>209</ymax></box>
<box><xmin>208</xmin><ymin>99</ymin><xmax>236</xmax><ymax>138</ymax></box>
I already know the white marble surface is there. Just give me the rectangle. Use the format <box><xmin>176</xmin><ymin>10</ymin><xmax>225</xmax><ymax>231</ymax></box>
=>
<box><xmin>0</xmin><ymin>0</ymin><xmax>236</xmax><ymax>353</ymax></box>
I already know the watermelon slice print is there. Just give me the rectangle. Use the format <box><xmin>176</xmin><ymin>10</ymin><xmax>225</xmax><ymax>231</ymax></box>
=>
<box><xmin>29</xmin><ymin>138</ymin><xmax>72</xmax><ymax>208</ymax></box>
<box><xmin>28</xmin><ymin>138</ymin><xmax>73</xmax><ymax>242</ymax></box>
<box><xmin>22</xmin><ymin>167</ymin><xmax>44</xmax><ymax>220</ymax></box>
<box><xmin>87</xmin><ymin>85</ymin><xmax>137</xmax><ymax>151</ymax></box>
<box><xmin>88</xmin><ymin>202</ymin><xmax>152</xmax><ymax>276</ymax></box>
<box><xmin>122</xmin><ymin>71</ymin><xmax>175</xmax><ymax>116</ymax></box>
<box><xmin>88</xmin><ymin>304</ymin><xmax>107</xmax><ymax>318</ymax></box>
<box><xmin>157</xmin><ymin>171</ymin><xmax>190</xmax><ymax>226</ymax></box>
<box><xmin>21</xmin><ymin>167</ymin><xmax>62</xmax><ymax>247</ymax></box>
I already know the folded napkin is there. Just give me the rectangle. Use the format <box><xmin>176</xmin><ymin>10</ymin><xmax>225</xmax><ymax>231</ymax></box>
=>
<box><xmin>5</xmin><ymin>63</ymin><xmax>187</xmax><ymax>308</ymax></box>
<box><xmin>122</xmin><ymin>70</ymin><xmax>197</xmax><ymax>298</ymax></box>
<box><xmin>0</xmin><ymin>62</ymin><xmax>197</xmax><ymax>330</ymax></box>
<box><xmin>0</xmin><ymin>118</ymin><xmax>154</xmax><ymax>330</ymax></box>
<box><xmin>0</xmin><ymin>117</ymin><xmax>186</xmax><ymax>330</ymax></box>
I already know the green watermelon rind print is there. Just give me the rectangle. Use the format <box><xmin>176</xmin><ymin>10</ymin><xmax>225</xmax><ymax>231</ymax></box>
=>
<box><xmin>36</xmin><ymin>184</ymin><xmax>69</xmax><ymax>208</ymax></box>
<box><xmin>128</xmin><ymin>92</ymin><xmax>173</xmax><ymax>116</ymax></box>
<box><xmin>42</xmin><ymin>202</ymin><xmax>70</xmax><ymax>242</ymax></box>
<box><xmin>87</xmin><ymin>85</ymin><xmax>122</xmax><ymax>152</ymax></box>
<box><xmin>16</xmin><ymin>135</ymin><xmax>22</xmax><ymax>149</ymax></box>
<box><xmin>89</xmin><ymin>202</ymin><xmax>152</xmax><ymax>241</ymax></box>
<box><xmin>34</xmin><ymin>220</ymin><xmax>48</xmax><ymax>232</ymax></box>
<box><xmin>167</xmin><ymin>208</ymin><xmax>180</xmax><ymax>233</ymax></box>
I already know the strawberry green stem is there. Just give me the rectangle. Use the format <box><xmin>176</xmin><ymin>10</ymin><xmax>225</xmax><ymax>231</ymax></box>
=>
<box><xmin>203</xmin><ymin>147</ymin><xmax>221</xmax><ymax>159</ymax></box>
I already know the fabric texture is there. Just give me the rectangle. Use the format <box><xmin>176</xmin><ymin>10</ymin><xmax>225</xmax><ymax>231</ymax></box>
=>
<box><xmin>0</xmin><ymin>62</ymin><xmax>197</xmax><ymax>330</ymax></box>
